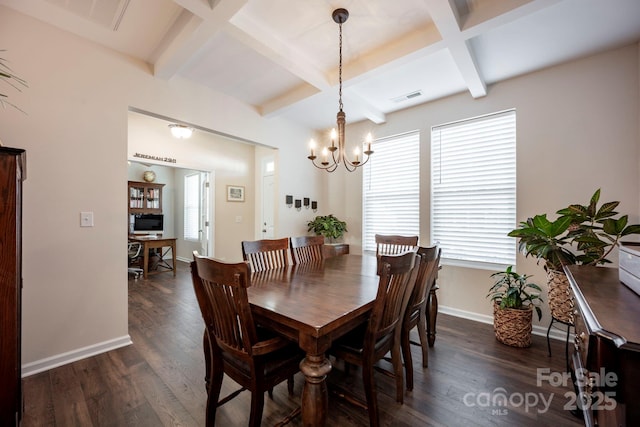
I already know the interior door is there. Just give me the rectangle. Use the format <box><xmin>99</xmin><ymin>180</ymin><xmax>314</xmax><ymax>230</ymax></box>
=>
<box><xmin>261</xmin><ymin>159</ymin><xmax>275</xmax><ymax>238</ymax></box>
<box><xmin>200</xmin><ymin>172</ymin><xmax>210</xmax><ymax>255</ymax></box>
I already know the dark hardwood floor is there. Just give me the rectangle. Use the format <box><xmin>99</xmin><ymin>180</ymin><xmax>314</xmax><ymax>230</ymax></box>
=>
<box><xmin>22</xmin><ymin>260</ymin><xmax>583</xmax><ymax>426</ymax></box>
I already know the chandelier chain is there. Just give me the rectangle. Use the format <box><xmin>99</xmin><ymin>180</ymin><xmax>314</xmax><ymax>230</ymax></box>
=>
<box><xmin>338</xmin><ymin>21</ymin><xmax>343</xmax><ymax>112</ymax></box>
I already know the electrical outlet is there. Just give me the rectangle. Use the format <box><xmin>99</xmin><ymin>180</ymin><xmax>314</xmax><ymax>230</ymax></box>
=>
<box><xmin>80</xmin><ymin>211</ymin><xmax>94</xmax><ymax>227</ymax></box>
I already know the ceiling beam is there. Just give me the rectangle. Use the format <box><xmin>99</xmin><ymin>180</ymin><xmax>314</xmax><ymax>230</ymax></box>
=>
<box><xmin>425</xmin><ymin>0</ymin><xmax>486</xmax><ymax>98</ymax></box>
<box><xmin>152</xmin><ymin>0</ymin><xmax>247</xmax><ymax>79</ymax></box>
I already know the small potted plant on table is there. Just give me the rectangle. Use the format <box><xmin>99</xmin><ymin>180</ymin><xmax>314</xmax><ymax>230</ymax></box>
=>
<box><xmin>307</xmin><ymin>214</ymin><xmax>347</xmax><ymax>243</ymax></box>
<box><xmin>487</xmin><ymin>266</ymin><xmax>543</xmax><ymax>348</ymax></box>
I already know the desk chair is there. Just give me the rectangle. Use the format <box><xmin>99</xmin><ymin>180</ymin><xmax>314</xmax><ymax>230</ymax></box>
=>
<box><xmin>191</xmin><ymin>253</ymin><xmax>303</xmax><ymax>427</ymax></box>
<box><xmin>375</xmin><ymin>234</ymin><xmax>419</xmax><ymax>256</ymax></box>
<box><xmin>241</xmin><ymin>238</ymin><xmax>291</xmax><ymax>272</ymax></box>
<box><xmin>127</xmin><ymin>242</ymin><xmax>143</xmax><ymax>280</ymax></box>
<box><xmin>329</xmin><ymin>251</ymin><xmax>418</xmax><ymax>427</ymax></box>
<box><xmin>290</xmin><ymin>235</ymin><xmax>324</xmax><ymax>264</ymax></box>
<box><xmin>401</xmin><ymin>245</ymin><xmax>440</xmax><ymax>390</ymax></box>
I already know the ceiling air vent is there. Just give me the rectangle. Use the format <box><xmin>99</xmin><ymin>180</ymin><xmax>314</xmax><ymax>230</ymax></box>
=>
<box><xmin>392</xmin><ymin>90</ymin><xmax>423</xmax><ymax>103</ymax></box>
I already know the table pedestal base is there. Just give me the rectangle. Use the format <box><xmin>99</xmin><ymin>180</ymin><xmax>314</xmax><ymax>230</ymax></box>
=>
<box><xmin>300</xmin><ymin>354</ymin><xmax>332</xmax><ymax>426</ymax></box>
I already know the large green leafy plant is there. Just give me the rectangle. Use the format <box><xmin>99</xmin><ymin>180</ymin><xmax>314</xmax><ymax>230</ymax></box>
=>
<box><xmin>508</xmin><ymin>189</ymin><xmax>640</xmax><ymax>271</ymax></box>
<box><xmin>487</xmin><ymin>266</ymin><xmax>543</xmax><ymax>321</ymax></box>
<box><xmin>307</xmin><ymin>214</ymin><xmax>347</xmax><ymax>242</ymax></box>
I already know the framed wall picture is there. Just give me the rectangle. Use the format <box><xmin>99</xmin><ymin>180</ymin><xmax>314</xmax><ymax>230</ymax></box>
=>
<box><xmin>227</xmin><ymin>185</ymin><xmax>245</xmax><ymax>202</ymax></box>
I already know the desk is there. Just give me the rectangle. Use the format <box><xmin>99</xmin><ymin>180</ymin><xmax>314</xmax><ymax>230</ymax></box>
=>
<box><xmin>249</xmin><ymin>255</ymin><xmax>380</xmax><ymax>427</ymax></box>
<box><xmin>128</xmin><ymin>236</ymin><xmax>177</xmax><ymax>279</ymax></box>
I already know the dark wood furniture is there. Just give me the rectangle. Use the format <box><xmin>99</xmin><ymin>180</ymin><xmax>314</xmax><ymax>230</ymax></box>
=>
<box><xmin>564</xmin><ymin>265</ymin><xmax>640</xmax><ymax>427</ymax></box>
<box><xmin>127</xmin><ymin>236</ymin><xmax>177</xmax><ymax>279</ymax></box>
<box><xmin>401</xmin><ymin>245</ymin><xmax>440</xmax><ymax>390</ymax></box>
<box><xmin>290</xmin><ymin>235</ymin><xmax>324</xmax><ymax>264</ymax></box>
<box><xmin>248</xmin><ymin>254</ymin><xmax>382</xmax><ymax>427</ymax></box>
<box><xmin>191</xmin><ymin>254</ymin><xmax>303</xmax><ymax>427</ymax></box>
<box><xmin>323</xmin><ymin>242</ymin><xmax>349</xmax><ymax>258</ymax></box>
<box><xmin>241</xmin><ymin>238</ymin><xmax>291</xmax><ymax>272</ymax></box>
<box><xmin>330</xmin><ymin>252</ymin><xmax>418</xmax><ymax>427</ymax></box>
<box><xmin>0</xmin><ymin>147</ymin><xmax>26</xmax><ymax>426</ymax></box>
<box><xmin>127</xmin><ymin>180</ymin><xmax>164</xmax><ymax>214</ymax></box>
<box><xmin>374</xmin><ymin>234</ymin><xmax>418</xmax><ymax>256</ymax></box>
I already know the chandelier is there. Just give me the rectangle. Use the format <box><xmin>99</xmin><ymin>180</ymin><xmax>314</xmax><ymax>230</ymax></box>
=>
<box><xmin>307</xmin><ymin>8</ymin><xmax>373</xmax><ymax>173</ymax></box>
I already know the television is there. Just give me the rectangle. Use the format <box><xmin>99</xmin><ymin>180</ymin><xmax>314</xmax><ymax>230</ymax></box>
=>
<box><xmin>133</xmin><ymin>214</ymin><xmax>164</xmax><ymax>233</ymax></box>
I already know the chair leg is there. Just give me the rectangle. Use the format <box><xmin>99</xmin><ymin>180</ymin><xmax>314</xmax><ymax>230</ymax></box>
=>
<box><xmin>203</xmin><ymin>331</ymin><xmax>223</xmax><ymax>427</ymax></box>
<box><xmin>362</xmin><ymin>363</ymin><xmax>380</xmax><ymax>427</ymax></box>
<box><xmin>427</xmin><ymin>288</ymin><xmax>438</xmax><ymax>347</ymax></box>
<box><xmin>249</xmin><ymin>389</ymin><xmax>265</xmax><ymax>427</ymax></box>
<box><xmin>401</xmin><ymin>326</ymin><xmax>414</xmax><ymax>392</ymax></box>
<box><xmin>391</xmin><ymin>340</ymin><xmax>404</xmax><ymax>404</ymax></box>
<box><xmin>287</xmin><ymin>376</ymin><xmax>294</xmax><ymax>395</ymax></box>
<box><xmin>416</xmin><ymin>310</ymin><xmax>429</xmax><ymax>369</ymax></box>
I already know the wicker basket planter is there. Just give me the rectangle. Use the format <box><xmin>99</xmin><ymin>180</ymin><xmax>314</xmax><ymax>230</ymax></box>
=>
<box><xmin>546</xmin><ymin>268</ymin><xmax>574</xmax><ymax>324</ymax></box>
<box><xmin>493</xmin><ymin>302</ymin><xmax>533</xmax><ymax>348</ymax></box>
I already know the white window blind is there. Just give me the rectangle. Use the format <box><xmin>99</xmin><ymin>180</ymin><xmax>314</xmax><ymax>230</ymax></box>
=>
<box><xmin>363</xmin><ymin>131</ymin><xmax>420</xmax><ymax>252</ymax></box>
<box><xmin>431</xmin><ymin>109</ymin><xmax>516</xmax><ymax>268</ymax></box>
<box><xmin>184</xmin><ymin>173</ymin><xmax>200</xmax><ymax>241</ymax></box>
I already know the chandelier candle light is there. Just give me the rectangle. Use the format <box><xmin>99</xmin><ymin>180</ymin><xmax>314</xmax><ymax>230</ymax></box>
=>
<box><xmin>307</xmin><ymin>8</ymin><xmax>374</xmax><ymax>173</ymax></box>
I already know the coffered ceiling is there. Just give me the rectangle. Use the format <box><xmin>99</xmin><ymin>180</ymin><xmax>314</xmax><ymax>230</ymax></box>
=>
<box><xmin>3</xmin><ymin>0</ymin><xmax>640</xmax><ymax>130</ymax></box>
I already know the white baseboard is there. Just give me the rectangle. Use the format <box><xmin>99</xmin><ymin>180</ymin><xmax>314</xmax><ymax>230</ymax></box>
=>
<box><xmin>176</xmin><ymin>256</ymin><xmax>190</xmax><ymax>263</ymax></box>
<box><xmin>21</xmin><ymin>335</ymin><xmax>133</xmax><ymax>378</ymax></box>
<box><xmin>439</xmin><ymin>305</ymin><xmax>572</xmax><ymax>342</ymax></box>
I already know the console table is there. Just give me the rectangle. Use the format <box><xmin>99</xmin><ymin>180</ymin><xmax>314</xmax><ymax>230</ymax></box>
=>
<box><xmin>564</xmin><ymin>265</ymin><xmax>640</xmax><ymax>427</ymax></box>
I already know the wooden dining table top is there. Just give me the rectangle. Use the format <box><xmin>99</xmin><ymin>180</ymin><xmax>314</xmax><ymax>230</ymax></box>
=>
<box><xmin>248</xmin><ymin>254</ymin><xmax>380</xmax><ymax>341</ymax></box>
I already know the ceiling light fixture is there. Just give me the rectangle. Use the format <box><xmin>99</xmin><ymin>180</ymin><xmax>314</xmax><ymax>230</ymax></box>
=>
<box><xmin>168</xmin><ymin>124</ymin><xmax>193</xmax><ymax>139</ymax></box>
<box><xmin>307</xmin><ymin>8</ymin><xmax>373</xmax><ymax>173</ymax></box>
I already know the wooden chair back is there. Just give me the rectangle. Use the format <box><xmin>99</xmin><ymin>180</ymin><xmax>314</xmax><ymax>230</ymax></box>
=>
<box><xmin>290</xmin><ymin>235</ymin><xmax>325</xmax><ymax>264</ymax></box>
<box><xmin>368</xmin><ymin>252</ymin><xmax>418</xmax><ymax>352</ymax></box>
<box><xmin>406</xmin><ymin>245</ymin><xmax>441</xmax><ymax>320</ymax></box>
<box><xmin>241</xmin><ymin>238</ymin><xmax>291</xmax><ymax>272</ymax></box>
<box><xmin>191</xmin><ymin>253</ymin><xmax>257</xmax><ymax>360</ymax></box>
<box><xmin>375</xmin><ymin>234</ymin><xmax>419</xmax><ymax>256</ymax></box>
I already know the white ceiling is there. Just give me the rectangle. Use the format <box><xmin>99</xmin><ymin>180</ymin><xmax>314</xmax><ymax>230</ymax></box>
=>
<box><xmin>3</xmin><ymin>0</ymin><xmax>640</xmax><ymax>130</ymax></box>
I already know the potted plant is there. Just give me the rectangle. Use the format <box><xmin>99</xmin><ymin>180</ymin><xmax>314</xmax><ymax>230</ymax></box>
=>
<box><xmin>307</xmin><ymin>214</ymin><xmax>347</xmax><ymax>243</ymax></box>
<box><xmin>508</xmin><ymin>189</ymin><xmax>640</xmax><ymax>323</ymax></box>
<box><xmin>487</xmin><ymin>266</ymin><xmax>543</xmax><ymax>347</ymax></box>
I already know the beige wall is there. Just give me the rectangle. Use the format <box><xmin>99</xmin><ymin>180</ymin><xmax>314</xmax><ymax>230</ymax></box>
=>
<box><xmin>339</xmin><ymin>43</ymin><xmax>640</xmax><ymax>329</ymax></box>
<box><xmin>0</xmin><ymin>6</ymin><xmax>323</xmax><ymax>373</ymax></box>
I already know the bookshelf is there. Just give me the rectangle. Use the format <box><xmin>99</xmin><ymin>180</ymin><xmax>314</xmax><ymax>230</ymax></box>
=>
<box><xmin>128</xmin><ymin>181</ymin><xmax>164</xmax><ymax>214</ymax></box>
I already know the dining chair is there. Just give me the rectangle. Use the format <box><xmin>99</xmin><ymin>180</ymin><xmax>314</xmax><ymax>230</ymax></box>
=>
<box><xmin>241</xmin><ymin>237</ymin><xmax>291</xmax><ymax>272</ymax></box>
<box><xmin>289</xmin><ymin>235</ymin><xmax>325</xmax><ymax>264</ymax></box>
<box><xmin>191</xmin><ymin>252</ymin><xmax>303</xmax><ymax>427</ymax></box>
<box><xmin>329</xmin><ymin>251</ymin><xmax>418</xmax><ymax>427</ymax></box>
<box><xmin>400</xmin><ymin>245</ymin><xmax>441</xmax><ymax>391</ymax></box>
<box><xmin>374</xmin><ymin>234</ymin><xmax>419</xmax><ymax>256</ymax></box>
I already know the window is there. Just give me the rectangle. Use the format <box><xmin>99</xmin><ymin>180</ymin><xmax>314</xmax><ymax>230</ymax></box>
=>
<box><xmin>431</xmin><ymin>109</ymin><xmax>516</xmax><ymax>269</ymax></box>
<box><xmin>362</xmin><ymin>131</ymin><xmax>420</xmax><ymax>252</ymax></box>
<box><xmin>184</xmin><ymin>173</ymin><xmax>200</xmax><ymax>241</ymax></box>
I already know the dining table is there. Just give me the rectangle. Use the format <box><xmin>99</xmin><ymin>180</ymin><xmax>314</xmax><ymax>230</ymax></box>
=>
<box><xmin>248</xmin><ymin>254</ymin><xmax>380</xmax><ymax>427</ymax></box>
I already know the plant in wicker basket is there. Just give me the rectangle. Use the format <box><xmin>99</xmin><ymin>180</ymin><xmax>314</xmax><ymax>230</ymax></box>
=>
<box><xmin>508</xmin><ymin>189</ymin><xmax>640</xmax><ymax>323</ymax></box>
<box><xmin>488</xmin><ymin>266</ymin><xmax>543</xmax><ymax>347</ymax></box>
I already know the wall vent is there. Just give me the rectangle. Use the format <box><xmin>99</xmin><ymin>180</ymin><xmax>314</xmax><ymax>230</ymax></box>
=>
<box><xmin>391</xmin><ymin>90</ymin><xmax>423</xmax><ymax>103</ymax></box>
